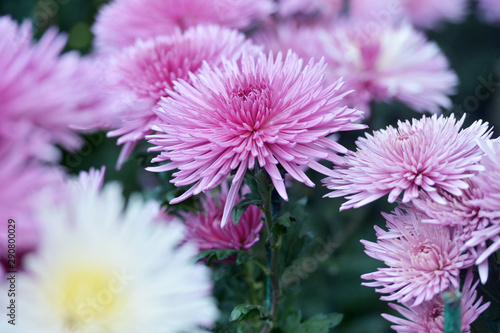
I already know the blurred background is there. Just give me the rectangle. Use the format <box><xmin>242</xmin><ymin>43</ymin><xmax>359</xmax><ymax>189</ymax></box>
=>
<box><xmin>1</xmin><ymin>0</ymin><xmax>499</xmax><ymax>332</ymax></box>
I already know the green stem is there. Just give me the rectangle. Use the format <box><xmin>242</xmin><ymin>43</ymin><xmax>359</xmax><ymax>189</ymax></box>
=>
<box><xmin>443</xmin><ymin>290</ymin><xmax>461</xmax><ymax>333</ymax></box>
<box><xmin>243</xmin><ymin>261</ymin><xmax>259</xmax><ymax>305</ymax></box>
<box><xmin>259</xmin><ymin>173</ymin><xmax>281</xmax><ymax>333</ymax></box>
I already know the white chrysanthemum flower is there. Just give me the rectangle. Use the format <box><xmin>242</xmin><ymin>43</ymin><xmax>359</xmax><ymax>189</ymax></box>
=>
<box><xmin>2</xmin><ymin>170</ymin><xmax>218</xmax><ymax>333</ymax></box>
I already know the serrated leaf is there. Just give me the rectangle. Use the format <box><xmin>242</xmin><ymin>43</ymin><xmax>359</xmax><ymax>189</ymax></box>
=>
<box><xmin>275</xmin><ymin>213</ymin><xmax>297</xmax><ymax>228</ymax></box>
<box><xmin>229</xmin><ymin>304</ymin><xmax>269</xmax><ymax>322</ymax></box>
<box><xmin>231</xmin><ymin>198</ymin><xmax>263</xmax><ymax>225</ymax></box>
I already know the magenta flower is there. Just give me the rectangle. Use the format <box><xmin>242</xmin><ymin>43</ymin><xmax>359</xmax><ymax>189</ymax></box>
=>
<box><xmin>147</xmin><ymin>51</ymin><xmax>365</xmax><ymax>226</ymax></box>
<box><xmin>361</xmin><ymin>207</ymin><xmax>474</xmax><ymax>306</ymax></box>
<box><xmin>324</xmin><ymin>114</ymin><xmax>492</xmax><ymax>210</ymax></box>
<box><xmin>0</xmin><ymin>16</ymin><xmax>113</xmax><ymax>157</ymax></box>
<box><xmin>382</xmin><ymin>270</ymin><xmax>490</xmax><ymax>333</ymax></box>
<box><xmin>93</xmin><ymin>0</ymin><xmax>275</xmax><ymax>53</ymax></box>
<box><xmin>255</xmin><ymin>21</ymin><xmax>458</xmax><ymax>113</ymax></box>
<box><xmin>349</xmin><ymin>0</ymin><xmax>467</xmax><ymax>29</ymax></box>
<box><xmin>183</xmin><ymin>184</ymin><xmax>263</xmax><ymax>251</ymax></box>
<box><xmin>107</xmin><ymin>25</ymin><xmax>261</xmax><ymax>167</ymax></box>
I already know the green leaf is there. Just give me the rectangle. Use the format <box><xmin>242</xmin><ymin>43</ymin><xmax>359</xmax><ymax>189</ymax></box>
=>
<box><xmin>229</xmin><ymin>304</ymin><xmax>270</xmax><ymax>322</ymax></box>
<box><xmin>243</xmin><ymin>173</ymin><xmax>261</xmax><ymax>201</ymax></box>
<box><xmin>283</xmin><ymin>312</ymin><xmax>343</xmax><ymax>333</ymax></box>
<box><xmin>300</xmin><ymin>313</ymin><xmax>343</xmax><ymax>333</ymax></box>
<box><xmin>231</xmin><ymin>198</ymin><xmax>263</xmax><ymax>225</ymax></box>
<box><xmin>194</xmin><ymin>249</ymin><xmax>249</xmax><ymax>265</ymax></box>
<box><xmin>276</xmin><ymin>213</ymin><xmax>298</xmax><ymax>228</ymax></box>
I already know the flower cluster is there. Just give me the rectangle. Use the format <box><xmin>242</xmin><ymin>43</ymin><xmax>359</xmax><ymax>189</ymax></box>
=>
<box><xmin>327</xmin><ymin>114</ymin><xmax>497</xmax><ymax>329</ymax></box>
<box><xmin>2</xmin><ymin>0</ymin><xmax>500</xmax><ymax>331</ymax></box>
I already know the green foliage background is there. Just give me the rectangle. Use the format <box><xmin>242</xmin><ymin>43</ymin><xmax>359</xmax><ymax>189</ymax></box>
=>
<box><xmin>1</xmin><ymin>0</ymin><xmax>499</xmax><ymax>332</ymax></box>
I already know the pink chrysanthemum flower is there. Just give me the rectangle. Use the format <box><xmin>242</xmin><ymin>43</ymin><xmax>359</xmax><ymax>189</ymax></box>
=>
<box><xmin>477</xmin><ymin>0</ymin><xmax>500</xmax><ymax>23</ymax></box>
<box><xmin>324</xmin><ymin>114</ymin><xmax>492</xmax><ymax>211</ymax></box>
<box><xmin>107</xmin><ymin>25</ymin><xmax>261</xmax><ymax>167</ymax></box>
<box><xmin>412</xmin><ymin>183</ymin><xmax>491</xmax><ymax>282</ymax></box>
<box><xmin>349</xmin><ymin>0</ymin><xmax>468</xmax><ymax>29</ymax></box>
<box><xmin>93</xmin><ymin>0</ymin><xmax>275</xmax><ymax>53</ymax></box>
<box><xmin>361</xmin><ymin>207</ymin><xmax>474</xmax><ymax>306</ymax></box>
<box><xmin>0</xmin><ymin>16</ymin><xmax>112</xmax><ymax>157</ymax></box>
<box><xmin>463</xmin><ymin>139</ymin><xmax>500</xmax><ymax>279</ymax></box>
<box><xmin>411</xmin><ymin>139</ymin><xmax>500</xmax><ymax>284</ymax></box>
<box><xmin>255</xmin><ymin>21</ymin><xmax>458</xmax><ymax>113</ymax></box>
<box><xmin>382</xmin><ymin>270</ymin><xmax>490</xmax><ymax>333</ymax></box>
<box><xmin>147</xmin><ymin>51</ymin><xmax>366</xmax><ymax>227</ymax></box>
<box><xmin>183</xmin><ymin>183</ymin><xmax>263</xmax><ymax>251</ymax></box>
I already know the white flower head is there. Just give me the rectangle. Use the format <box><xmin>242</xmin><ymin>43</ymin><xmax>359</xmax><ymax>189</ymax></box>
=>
<box><xmin>5</xmin><ymin>170</ymin><xmax>218</xmax><ymax>333</ymax></box>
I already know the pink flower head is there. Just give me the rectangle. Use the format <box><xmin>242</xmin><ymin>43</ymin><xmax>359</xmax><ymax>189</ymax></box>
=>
<box><xmin>256</xmin><ymin>21</ymin><xmax>458</xmax><ymax>113</ymax></box>
<box><xmin>477</xmin><ymin>0</ymin><xmax>500</xmax><ymax>24</ymax></box>
<box><xmin>107</xmin><ymin>25</ymin><xmax>261</xmax><ymax>167</ymax></box>
<box><xmin>93</xmin><ymin>0</ymin><xmax>275</xmax><ymax>53</ymax></box>
<box><xmin>361</xmin><ymin>207</ymin><xmax>474</xmax><ymax>306</ymax></box>
<box><xmin>147</xmin><ymin>51</ymin><xmax>366</xmax><ymax>227</ymax></box>
<box><xmin>349</xmin><ymin>0</ymin><xmax>467</xmax><ymax>29</ymax></box>
<box><xmin>409</xmin><ymin>138</ymin><xmax>500</xmax><ymax>284</ymax></box>
<box><xmin>0</xmin><ymin>16</ymin><xmax>113</xmax><ymax>157</ymax></box>
<box><xmin>463</xmin><ymin>139</ymin><xmax>500</xmax><ymax>279</ymax></box>
<box><xmin>324</xmin><ymin>114</ymin><xmax>492</xmax><ymax>211</ymax></box>
<box><xmin>277</xmin><ymin>0</ymin><xmax>343</xmax><ymax>22</ymax></box>
<box><xmin>183</xmin><ymin>183</ymin><xmax>263</xmax><ymax>251</ymax></box>
<box><xmin>382</xmin><ymin>269</ymin><xmax>490</xmax><ymax>333</ymax></box>
<box><xmin>412</xmin><ymin>183</ymin><xmax>491</xmax><ymax>280</ymax></box>
<box><xmin>0</xmin><ymin>145</ymin><xmax>62</xmax><ymax>259</ymax></box>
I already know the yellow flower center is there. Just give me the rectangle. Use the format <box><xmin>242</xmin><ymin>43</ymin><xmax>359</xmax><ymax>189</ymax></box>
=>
<box><xmin>53</xmin><ymin>264</ymin><xmax>127</xmax><ymax>331</ymax></box>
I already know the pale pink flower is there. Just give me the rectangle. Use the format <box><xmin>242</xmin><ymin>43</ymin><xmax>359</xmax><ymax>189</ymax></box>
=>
<box><xmin>361</xmin><ymin>207</ymin><xmax>473</xmax><ymax>306</ymax></box>
<box><xmin>93</xmin><ymin>0</ymin><xmax>275</xmax><ymax>53</ymax></box>
<box><xmin>0</xmin><ymin>16</ymin><xmax>113</xmax><ymax>157</ymax></box>
<box><xmin>477</xmin><ymin>0</ymin><xmax>500</xmax><ymax>23</ymax></box>
<box><xmin>382</xmin><ymin>270</ymin><xmax>490</xmax><ymax>333</ymax></box>
<box><xmin>463</xmin><ymin>139</ymin><xmax>500</xmax><ymax>280</ymax></box>
<box><xmin>147</xmin><ymin>51</ymin><xmax>365</xmax><ymax>226</ymax></box>
<box><xmin>349</xmin><ymin>0</ymin><xmax>468</xmax><ymax>29</ymax></box>
<box><xmin>411</xmin><ymin>139</ymin><xmax>500</xmax><ymax>283</ymax></box>
<box><xmin>412</xmin><ymin>184</ymin><xmax>491</xmax><ymax>282</ymax></box>
<box><xmin>183</xmin><ymin>184</ymin><xmax>263</xmax><ymax>251</ymax></box>
<box><xmin>324</xmin><ymin>114</ymin><xmax>492</xmax><ymax>211</ymax></box>
<box><xmin>255</xmin><ymin>21</ymin><xmax>458</xmax><ymax>113</ymax></box>
<box><xmin>107</xmin><ymin>25</ymin><xmax>261</xmax><ymax>167</ymax></box>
